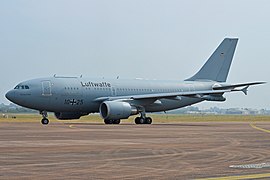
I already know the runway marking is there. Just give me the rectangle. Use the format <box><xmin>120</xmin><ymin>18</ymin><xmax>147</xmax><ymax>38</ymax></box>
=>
<box><xmin>198</xmin><ymin>123</ymin><xmax>270</xmax><ymax>180</ymax></box>
<box><xmin>230</xmin><ymin>162</ymin><xmax>270</xmax><ymax>169</ymax></box>
<box><xmin>196</xmin><ymin>173</ymin><xmax>270</xmax><ymax>180</ymax></box>
<box><xmin>249</xmin><ymin>122</ymin><xmax>270</xmax><ymax>134</ymax></box>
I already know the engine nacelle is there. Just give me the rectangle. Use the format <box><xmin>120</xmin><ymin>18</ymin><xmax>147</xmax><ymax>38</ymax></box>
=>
<box><xmin>99</xmin><ymin>101</ymin><xmax>139</xmax><ymax>120</ymax></box>
<box><xmin>54</xmin><ymin>112</ymin><xmax>83</xmax><ymax>120</ymax></box>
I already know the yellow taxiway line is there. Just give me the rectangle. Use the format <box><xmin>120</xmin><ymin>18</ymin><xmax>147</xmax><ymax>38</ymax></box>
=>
<box><xmin>249</xmin><ymin>122</ymin><xmax>270</xmax><ymax>134</ymax></box>
<box><xmin>198</xmin><ymin>122</ymin><xmax>270</xmax><ymax>180</ymax></box>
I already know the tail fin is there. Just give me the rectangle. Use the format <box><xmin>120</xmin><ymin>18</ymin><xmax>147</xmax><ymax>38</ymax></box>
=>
<box><xmin>186</xmin><ymin>38</ymin><xmax>238</xmax><ymax>82</ymax></box>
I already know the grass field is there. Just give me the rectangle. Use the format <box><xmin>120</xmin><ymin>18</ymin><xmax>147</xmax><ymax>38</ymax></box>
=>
<box><xmin>0</xmin><ymin>113</ymin><xmax>270</xmax><ymax>123</ymax></box>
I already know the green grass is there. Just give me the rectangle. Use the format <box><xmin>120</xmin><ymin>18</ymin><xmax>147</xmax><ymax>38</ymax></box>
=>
<box><xmin>0</xmin><ymin>113</ymin><xmax>270</xmax><ymax>123</ymax></box>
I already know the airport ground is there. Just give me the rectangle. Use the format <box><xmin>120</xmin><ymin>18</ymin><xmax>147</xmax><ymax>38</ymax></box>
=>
<box><xmin>1</xmin><ymin>114</ymin><xmax>270</xmax><ymax>179</ymax></box>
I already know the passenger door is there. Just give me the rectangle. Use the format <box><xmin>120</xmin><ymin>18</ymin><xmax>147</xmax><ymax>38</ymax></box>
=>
<box><xmin>42</xmin><ymin>81</ymin><xmax>52</xmax><ymax>96</ymax></box>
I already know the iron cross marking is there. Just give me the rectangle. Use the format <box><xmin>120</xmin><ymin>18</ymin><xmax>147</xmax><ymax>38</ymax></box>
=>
<box><xmin>70</xmin><ymin>99</ymin><xmax>76</xmax><ymax>105</ymax></box>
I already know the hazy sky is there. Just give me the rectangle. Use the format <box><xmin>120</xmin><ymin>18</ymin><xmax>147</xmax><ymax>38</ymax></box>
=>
<box><xmin>0</xmin><ymin>0</ymin><xmax>269</xmax><ymax>109</ymax></box>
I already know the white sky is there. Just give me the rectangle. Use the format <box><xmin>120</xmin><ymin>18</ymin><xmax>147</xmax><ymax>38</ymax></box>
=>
<box><xmin>0</xmin><ymin>0</ymin><xmax>269</xmax><ymax>109</ymax></box>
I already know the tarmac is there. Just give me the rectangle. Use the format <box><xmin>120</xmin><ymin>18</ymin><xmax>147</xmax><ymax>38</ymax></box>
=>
<box><xmin>1</xmin><ymin>121</ymin><xmax>270</xmax><ymax>179</ymax></box>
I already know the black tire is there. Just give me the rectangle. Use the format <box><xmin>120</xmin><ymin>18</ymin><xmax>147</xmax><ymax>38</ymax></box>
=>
<box><xmin>139</xmin><ymin>118</ymin><xmax>145</xmax><ymax>124</ymax></box>
<box><xmin>104</xmin><ymin>119</ymin><xmax>113</xmax><ymax>124</ymax></box>
<box><xmin>145</xmin><ymin>117</ymin><xmax>152</xmax><ymax>124</ymax></box>
<box><xmin>113</xmin><ymin>119</ymin><xmax>121</xmax><ymax>124</ymax></box>
<box><xmin>135</xmin><ymin>117</ymin><xmax>141</xmax><ymax>124</ymax></box>
<box><xmin>41</xmin><ymin>118</ymin><xmax>49</xmax><ymax>125</ymax></box>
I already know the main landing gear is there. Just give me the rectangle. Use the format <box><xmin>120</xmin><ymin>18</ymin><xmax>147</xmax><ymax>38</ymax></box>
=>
<box><xmin>135</xmin><ymin>116</ymin><xmax>152</xmax><ymax>124</ymax></box>
<box><xmin>104</xmin><ymin>119</ymin><xmax>121</xmax><ymax>124</ymax></box>
<box><xmin>40</xmin><ymin>111</ymin><xmax>49</xmax><ymax>125</ymax></box>
<box><xmin>135</xmin><ymin>110</ymin><xmax>152</xmax><ymax>124</ymax></box>
<box><xmin>103</xmin><ymin>108</ymin><xmax>152</xmax><ymax>125</ymax></box>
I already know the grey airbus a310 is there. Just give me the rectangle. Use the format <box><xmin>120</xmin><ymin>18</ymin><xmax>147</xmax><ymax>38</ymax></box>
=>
<box><xmin>5</xmin><ymin>38</ymin><xmax>265</xmax><ymax>125</ymax></box>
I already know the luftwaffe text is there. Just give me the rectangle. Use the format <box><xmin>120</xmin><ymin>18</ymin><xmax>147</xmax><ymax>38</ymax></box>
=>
<box><xmin>80</xmin><ymin>82</ymin><xmax>111</xmax><ymax>88</ymax></box>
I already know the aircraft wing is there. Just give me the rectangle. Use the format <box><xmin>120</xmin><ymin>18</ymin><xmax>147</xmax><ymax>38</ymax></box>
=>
<box><xmin>94</xmin><ymin>81</ymin><xmax>265</xmax><ymax>102</ymax></box>
<box><xmin>213</xmin><ymin>82</ymin><xmax>266</xmax><ymax>90</ymax></box>
<box><xmin>94</xmin><ymin>89</ymin><xmax>229</xmax><ymax>102</ymax></box>
<box><xmin>213</xmin><ymin>82</ymin><xmax>266</xmax><ymax>95</ymax></box>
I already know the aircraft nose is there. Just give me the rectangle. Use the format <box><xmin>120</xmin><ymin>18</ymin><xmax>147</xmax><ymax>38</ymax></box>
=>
<box><xmin>5</xmin><ymin>90</ymin><xmax>16</xmax><ymax>102</ymax></box>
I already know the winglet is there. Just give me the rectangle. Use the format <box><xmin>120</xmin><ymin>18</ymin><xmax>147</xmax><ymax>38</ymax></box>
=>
<box><xmin>220</xmin><ymin>82</ymin><xmax>266</xmax><ymax>95</ymax></box>
<box><xmin>241</xmin><ymin>86</ymin><xmax>249</xmax><ymax>95</ymax></box>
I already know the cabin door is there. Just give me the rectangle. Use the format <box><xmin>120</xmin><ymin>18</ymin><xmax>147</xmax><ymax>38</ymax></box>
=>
<box><xmin>42</xmin><ymin>81</ymin><xmax>52</xmax><ymax>96</ymax></box>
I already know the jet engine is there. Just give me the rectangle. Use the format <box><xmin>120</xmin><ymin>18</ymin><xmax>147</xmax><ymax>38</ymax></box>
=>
<box><xmin>99</xmin><ymin>101</ymin><xmax>139</xmax><ymax>120</ymax></box>
<box><xmin>54</xmin><ymin>112</ymin><xmax>83</xmax><ymax>120</ymax></box>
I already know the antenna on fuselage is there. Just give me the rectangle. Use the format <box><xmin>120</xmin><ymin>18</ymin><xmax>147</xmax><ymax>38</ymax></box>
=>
<box><xmin>80</xmin><ymin>75</ymin><xmax>82</xmax><ymax>78</ymax></box>
<box><xmin>117</xmin><ymin>76</ymin><xmax>119</xmax><ymax>79</ymax></box>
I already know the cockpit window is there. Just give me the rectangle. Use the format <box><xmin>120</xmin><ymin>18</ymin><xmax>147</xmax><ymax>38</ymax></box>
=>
<box><xmin>14</xmin><ymin>85</ymin><xmax>30</xmax><ymax>90</ymax></box>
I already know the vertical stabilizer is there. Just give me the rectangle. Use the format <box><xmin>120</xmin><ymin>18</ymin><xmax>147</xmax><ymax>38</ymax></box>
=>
<box><xmin>186</xmin><ymin>38</ymin><xmax>238</xmax><ymax>82</ymax></box>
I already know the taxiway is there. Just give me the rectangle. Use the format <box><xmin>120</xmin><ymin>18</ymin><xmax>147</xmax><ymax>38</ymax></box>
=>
<box><xmin>0</xmin><ymin>121</ymin><xmax>270</xmax><ymax>179</ymax></box>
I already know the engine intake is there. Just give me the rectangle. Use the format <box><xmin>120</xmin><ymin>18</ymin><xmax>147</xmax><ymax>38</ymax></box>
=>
<box><xmin>100</xmin><ymin>101</ymin><xmax>138</xmax><ymax>120</ymax></box>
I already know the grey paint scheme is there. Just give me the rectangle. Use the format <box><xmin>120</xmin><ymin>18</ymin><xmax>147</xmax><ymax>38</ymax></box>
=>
<box><xmin>5</xmin><ymin>38</ymin><xmax>265</xmax><ymax>122</ymax></box>
<box><xmin>7</xmin><ymin>77</ymin><xmax>211</xmax><ymax>112</ymax></box>
<box><xmin>186</xmin><ymin>38</ymin><xmax>238</xmax><ymax>82</ymax></box>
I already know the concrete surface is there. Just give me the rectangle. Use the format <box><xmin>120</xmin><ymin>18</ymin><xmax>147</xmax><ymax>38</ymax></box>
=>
<box><xmin>0</xmin><ymin>122</ymin><xmax>270</xmax><ymax>179</ymax></box>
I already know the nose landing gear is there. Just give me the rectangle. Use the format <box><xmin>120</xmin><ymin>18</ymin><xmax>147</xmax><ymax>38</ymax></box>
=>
<box><xmin>40</xmin><ymin>111</ymin><xmax>49</xmax><ymax>125</ymax></box>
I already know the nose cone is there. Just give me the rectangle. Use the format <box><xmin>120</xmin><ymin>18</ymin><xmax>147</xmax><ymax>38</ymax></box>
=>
<box><xmin>5</xmin><ymin>90</ymin><xmax>16</xmax><ymax>103</ymax></box>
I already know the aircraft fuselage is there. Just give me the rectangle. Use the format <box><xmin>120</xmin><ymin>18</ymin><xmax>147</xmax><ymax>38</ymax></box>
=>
<box><xmin>6</xmin><ymin>77</ymin><xmax>214</xmax><ymax>113</ymax></box>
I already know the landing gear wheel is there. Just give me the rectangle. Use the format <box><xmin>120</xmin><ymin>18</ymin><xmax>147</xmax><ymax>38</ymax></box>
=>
<box><xmin>135</xmin><ymin>117</ymin><xmax>141</xmax><ymax>124</ymax></box>
<box><xmin>139</xmin><ymin>118</ymin><xmax>145</xmax><ymax>124</ymax></box>
<box><xmin>113</xmin><ymin>119</ymin><xmax>121</xmax><ymax>124</ymax></box>
<box><xmin>145</xmin><ymin>117</ymin><xmax>152</xmax><ymax>124</ymax></box>
<box><xmin>135</xmin><ymin>116</ymin><xmax>152</xmax><ymax>124</ymax></box>
<box><xmin>135</xmin><ymin>108</ymin><xmax>152</xmax><ymax>124</ymax></box>
<box><xmin>41</xmin><ymin>118</ymin><xmax>49</xmax><ymax>125</ymax></box>
<box><xmin>40</xmin><ymin>111</ymin><xmax>49</xmax><ymax>125</ymax></box>
<box><xmin>104</xmin><ymin>119</ymin><xmax>113</xmax><ymax>124</ymax></box>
